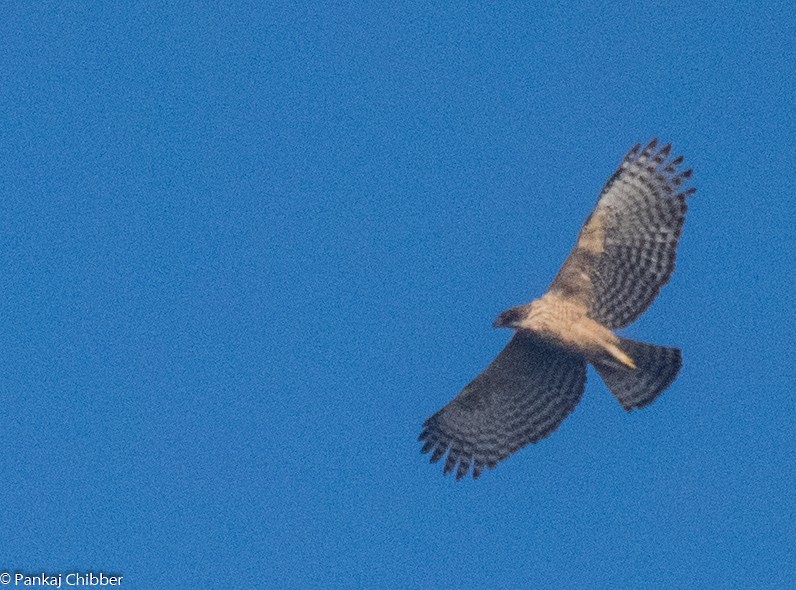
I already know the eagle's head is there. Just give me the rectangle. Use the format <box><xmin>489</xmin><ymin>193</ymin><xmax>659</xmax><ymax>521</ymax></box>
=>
<box><xmin>493</xmin><ymin>306</ymin><xmax>525</xmax><ymax>329</ymax></box>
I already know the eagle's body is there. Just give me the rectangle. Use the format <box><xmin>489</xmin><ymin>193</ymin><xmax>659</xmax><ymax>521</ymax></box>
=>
<box><xmin>420</xmin><ymin>139</ymin><xmax>695</xmax><ymax>479</ymax></box>
<box><xmin>497</xmin><ymin>294</ymin><xmax>636</xmax><ymax>370</ymax></box>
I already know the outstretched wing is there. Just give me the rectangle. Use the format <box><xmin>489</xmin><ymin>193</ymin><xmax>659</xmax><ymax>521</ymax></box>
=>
<box><xmin>419</xmin><ymin>333</ymin><xmax>586</xmax><ymax>479</ymax></box>
<box><xmin>549</xmin><ymin>139</ymin><xmax>695</xmax><ymax>329</ymax></box>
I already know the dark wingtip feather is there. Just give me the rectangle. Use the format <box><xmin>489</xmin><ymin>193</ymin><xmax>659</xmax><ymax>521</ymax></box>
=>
<box><xmin>456</xmin><ymin>458</ymin><xmax>470</xmax><ymax>480</ymax></box>
<box><xmin>430</xmin><ymin>444</ymin><xmax>446</xmax><ymax>463</ymax></box>
<box><xmin>472</xmin><ymin>462</ymin><xmax>484</xmax><ymax>479</ymax></box>
<box><xmin>443</xmin><ymin>453</ymin><xmax>456</xmax><ymax>475</ymax></box>
<box><xmin>625</xmin><ymin>143</ymin><xmax>642</xmax><ymax>162</ymax></box>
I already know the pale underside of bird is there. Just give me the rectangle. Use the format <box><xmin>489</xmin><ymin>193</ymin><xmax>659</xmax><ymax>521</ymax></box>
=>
<box><xmin>419</xmin><ymin>139</ymin><xmax>695</xmax><ymax>479</ymax></box>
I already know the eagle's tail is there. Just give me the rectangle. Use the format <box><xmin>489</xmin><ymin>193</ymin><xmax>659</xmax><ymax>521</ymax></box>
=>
<box><xmin>594</xmin><ymin>337</ymin><xmax>681</xmax><ymax>411</ymax></box>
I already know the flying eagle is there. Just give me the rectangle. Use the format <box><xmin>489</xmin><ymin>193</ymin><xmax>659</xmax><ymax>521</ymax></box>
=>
<box><xmin>419</xmin><ymin>139</ymin><xmax>695</xmax><ymax>479</ymax></box>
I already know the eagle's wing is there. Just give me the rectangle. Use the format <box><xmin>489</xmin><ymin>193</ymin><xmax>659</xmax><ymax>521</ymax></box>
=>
<box><xmin>419</xmin><ymin>333</ymin><xmax>586</xmax><ymax>479</ymax></box>
<box><xmin>548</xmin><ymin>139</ymin><xmax>695</xmax><ymax>329</ymax></box>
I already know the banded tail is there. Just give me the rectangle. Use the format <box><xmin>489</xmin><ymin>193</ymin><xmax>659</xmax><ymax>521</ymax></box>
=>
<box><xmin>594</xmin><ymin>337</ymin><xmax>681</xmax><ymax>411</ymax></box>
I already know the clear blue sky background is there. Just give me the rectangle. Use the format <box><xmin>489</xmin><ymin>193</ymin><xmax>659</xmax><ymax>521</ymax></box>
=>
<box><xmin>1</xmin><ymin>2</ymin><xmax>794</xmax><ymax>589</ymax></box>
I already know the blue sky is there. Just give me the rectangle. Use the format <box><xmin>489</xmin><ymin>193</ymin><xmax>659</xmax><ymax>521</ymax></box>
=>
<box><xmin>1</xmin><ymin>2</ymin><xmax>794</xmax><ymax>588</ymax></box>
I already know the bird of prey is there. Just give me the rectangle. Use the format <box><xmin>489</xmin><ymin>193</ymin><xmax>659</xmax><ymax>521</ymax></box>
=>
<box><xmin>419</xmin><ymin>139</ymin><xmax>695</xmax><ymax>479</ymax></box>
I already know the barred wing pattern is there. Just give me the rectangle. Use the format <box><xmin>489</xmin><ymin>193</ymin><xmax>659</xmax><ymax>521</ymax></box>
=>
<box><xmin>419</xmin><ymin>333</ymin><xmax>586</xmax><ymax>479</ymax></box>
<box><xmin>550</xmin><ymin>139</ymin><xmax>695</xmax><ymax>329</ymax></box>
